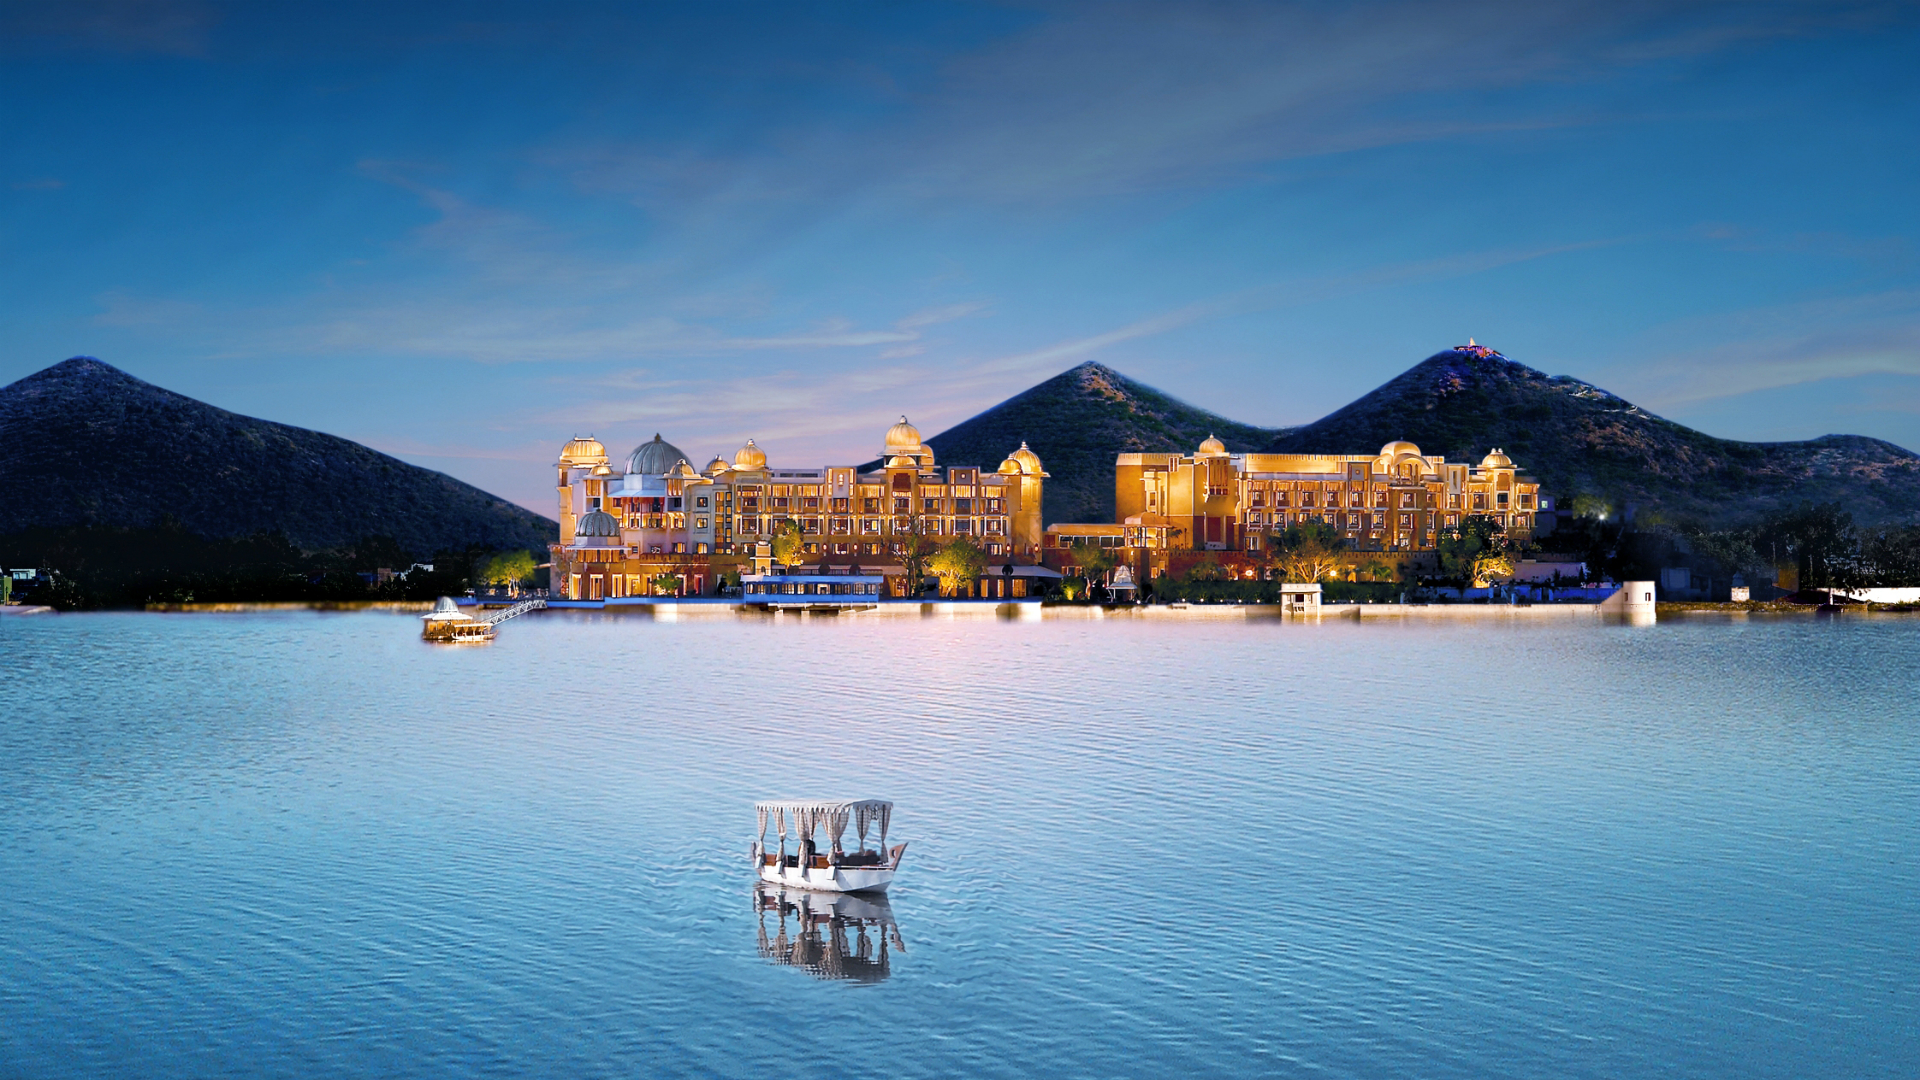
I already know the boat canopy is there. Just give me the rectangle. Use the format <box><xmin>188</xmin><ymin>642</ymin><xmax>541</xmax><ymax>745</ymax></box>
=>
<box><xmin>757</xmin><ymin>799</ymin><xmax>892</xmax><ymax>854</ymax></box>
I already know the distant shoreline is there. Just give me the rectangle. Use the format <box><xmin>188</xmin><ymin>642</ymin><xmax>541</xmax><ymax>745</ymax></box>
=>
<box><xmin>58</xmin><ymin>598</ymin><xmax>1911</xmax><ymax>619</ymax></box>
<box><xmin>0</xmin><ymin>597</ymin><xmax>1892</xmax><ymax>620</ymax></box>
<box><xmin>142</xmin><ymin>600</ymin><xmax>436</xmax><ymax>613</ymax></box>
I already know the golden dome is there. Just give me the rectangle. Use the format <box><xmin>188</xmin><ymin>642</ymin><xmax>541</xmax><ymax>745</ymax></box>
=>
<box><xmin>886</xmin><ymin>454</ymin><xmax>916</xmax><ymax>468</ymax></box>
<box><xmin>1001</xmin><ymin>441</ymin><xmax>1044</xmax><ymax>475</ymax></box>
<box><xmin>1481</xmin><ymin>448</ymin><xmax>1513</xmax><ymax>469</ymax></box>
<box><xmin>1378</xmin><ymin>440</ymin><xmax>1421</xmax><ymax>458</ymax></box>
<box><xmin>559</xmin><ymin>435</ymin><xmax>608</xmax><ymax>466</ymax></box>
<box><xmin>1197</xmin><ymin>434</ymin><xmax>1226</xmax><ymax>456</ymax></box>
<box><xmin>733</xmin><ymin>439</ymin><xmax>767</xmax><ymax>470</ymax></box>
<box><xmin>590</xmin><ymin>462</ymin><xmax>613</xmax><ymax>476</ymax></box>
<box><xmin>884</xmin><ymin>415</ymin><xmax>922</xmax><ymax>451</ymax></box>
<box><xmin>670</xmin><ymin>458</ymin><xmax>699</xmax><ymax>478</ymax></box>
<box><xmin>997</xmin><ymin>458</ymin><xmax>1021</xmax><ymax>475</ymax></box>
<box><xmin>704</xmin><ymin>455</ymin><xmax>730</xmax><ymax>475</ymax></box>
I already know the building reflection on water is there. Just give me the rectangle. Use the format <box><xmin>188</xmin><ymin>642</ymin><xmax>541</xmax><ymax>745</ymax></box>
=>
<box><xmin>753</xmin><ymin>885</ymin><xmax>904</xmax><ymax>982</ymax></box>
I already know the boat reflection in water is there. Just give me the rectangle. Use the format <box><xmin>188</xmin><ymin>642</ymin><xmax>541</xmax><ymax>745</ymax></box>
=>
<box><xmin>753</xmin><ymin>885</ymin><xmax>905</xmax><ymax>983</ymax></box>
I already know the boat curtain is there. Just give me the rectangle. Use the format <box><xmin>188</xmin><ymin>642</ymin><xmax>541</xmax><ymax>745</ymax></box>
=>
<box><xmin>854</xmin><ymin>802</ymin><xmax>890</xmax><ymax>851</ymax></box>
<box><xmin>822</xmin><ymin>804</ymin><xmax>851</xmax><ymax>855</ymax></box>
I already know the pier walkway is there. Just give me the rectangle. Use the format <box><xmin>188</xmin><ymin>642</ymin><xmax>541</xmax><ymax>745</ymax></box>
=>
<box><xmin>480</xmin><ymin>598</ymin><xmax>545</xmax><ymax>626</ymax></box>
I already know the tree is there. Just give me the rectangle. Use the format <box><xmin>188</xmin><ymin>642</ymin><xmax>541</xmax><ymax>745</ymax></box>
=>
<box><xmin>1567</xmin><ymin>493</ymin><xmax>1612</xmax><ymax>521</ymax></box>
<box><xmin>1437</xmin><ymin>515</ymin><xmax>1513</xmax><ymax>587</ymax></box>
<box><xmin>1858</xmin><ymin>524</ymin><xmax>1920</xmax><ymax>587</ymax></box>
<box><xmin>1681</xmin><ymin>526</ymin><xmax>1770</xmax><ymax>586</ymax></box>
<box><xmin>479</xmin><ymin>550</ymin><xmax>537</xmax><ymax>592</ymax></box>
<box><xmin>1184</xmin><ymin>555</ymin><xmax>1231</xmax><ymax>582</ymax></box>
<box><xmin>648</xmin><ymin>572</ymin><xmax>683</xmax><ymax>596</ymax></box>
<box><xmin>1073</xmin><ymin>542</ymin><xmax>1120</xmax><ymax>592</ymax></box>
<box><xmin>895</xmin><ymin>514</ymin><xmax>936</xmax><ymax>596</ymax></box>
<box><xmin>1761</xmin><ymin>502</ymin><xmax>1860</xmax><ymax>591</ymax></box>
<box><xmin>1271</xmin><ymin>520</ymin><xmax>1345</xmax><ymax>583</ymax></box>
<box><xmin>928</xmin><ymin>536</ymin><xmax>988</xmax><ymax>597</ymax></box>
<box><xmin>769</xmin><ymin>520</ymin><xmax>805</xmax><ymax>567</ymax></box>
<box><xmin>347</xmin><ymin>534</ymin><xmax>414</xmax><ymax>573</ymax></box>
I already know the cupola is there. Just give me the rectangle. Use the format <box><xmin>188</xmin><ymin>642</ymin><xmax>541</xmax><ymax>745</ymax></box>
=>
<box><xmin>574</xmin><ymin>508</ymin><xmax>621</xmax><ymax>538</ymax></box>
<box><xmin>559</xmin><ymin>435</ymin><xmax>608</xmax><ymax>466</ymax></box>
<box><xmin>884</xmin><ymin>415</ymin><xmax>922</xmax><ymax>451</ymax></box>
<box><xmin>734</xmin><ymin>439</ymin><xmax>768</xmax><ymax>471</ymax></box>
<box><xmin>627</xmin><ymin>433</ymin><xmax>691</xmax><ymax>476</ymax></box>
<box><xmin>999</xmin><ymin>441</ymin><xmax>1045</xmax><ymax>475</ymax></box>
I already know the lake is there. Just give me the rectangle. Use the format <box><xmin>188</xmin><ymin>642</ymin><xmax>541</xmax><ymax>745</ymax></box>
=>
<box><xmin>1</xmin><ymin>609</ymin><xmax>1915</xmax><ymax>1078</ymax></box>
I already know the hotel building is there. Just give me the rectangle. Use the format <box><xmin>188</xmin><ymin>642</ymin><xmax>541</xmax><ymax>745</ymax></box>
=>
<box><xmin>551</xmin><ymin>418</ymin><xmax>1047</xmax><ymax>600</ymax></box>
<box><xmin>1046</xmin><ymin>437</ymin><xmax>1547</xmax><ymax>568</ymax></box>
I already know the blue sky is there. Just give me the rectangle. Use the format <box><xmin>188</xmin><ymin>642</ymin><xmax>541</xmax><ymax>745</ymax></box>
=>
<box><xmin>2</xmin><ymin>1</ymin><xmax>1917</xmax><ymax>514</ymax></box>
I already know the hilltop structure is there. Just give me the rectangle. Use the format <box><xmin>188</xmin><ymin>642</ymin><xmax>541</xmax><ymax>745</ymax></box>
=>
<box><xmin>550</xmin><ymin>417</ymin><xmax>1047</xmax><ymax>600</ymax></box>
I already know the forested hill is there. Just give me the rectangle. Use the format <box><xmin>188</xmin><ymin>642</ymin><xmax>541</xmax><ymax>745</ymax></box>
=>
<box><xmin>1262</xmin><ymin>347</ymin><xmax>1920</xmax><ymax>527</ymax></box>
<box><xmin>0</xmin><ymin>357</ymin><xmax>556</xmax><ymax>556</ymax></box>
<box><xmin>908</xmin><ymin>361</ymin><xmax>1281</xmax><ymax>525</ymax></box>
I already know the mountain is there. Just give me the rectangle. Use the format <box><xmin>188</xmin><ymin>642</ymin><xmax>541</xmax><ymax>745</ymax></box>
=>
<box><xmin>911</xmin><ymin>361</ymin><xmax>1281</xmax><ymax>524</ymax></box>
<box><xmin>1262</xmin><ymin>346</ymin><xmax>1920</xmax><ymax>527</ymax></box>
<box><xmin>0</xmin><ymin>357</ymin><xmax>557</xmax><ymax>556</ymax></box>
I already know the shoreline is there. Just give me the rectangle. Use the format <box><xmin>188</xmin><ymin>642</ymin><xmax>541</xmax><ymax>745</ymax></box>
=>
<box><xmin>142</xmin><ymin>600</ymin><xmax>436</xmax><ymax>613</ymax></box>
<box><xmin>0</xmin><ymin>598</ymin><xmax>1888</xmax><ymax>619</ymax></box>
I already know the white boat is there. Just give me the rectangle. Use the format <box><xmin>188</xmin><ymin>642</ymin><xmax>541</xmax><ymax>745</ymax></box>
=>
<box><xmin>753</xmin><ymin>799</ymin><xmax>905</xmax><ymax>893</ymax></box>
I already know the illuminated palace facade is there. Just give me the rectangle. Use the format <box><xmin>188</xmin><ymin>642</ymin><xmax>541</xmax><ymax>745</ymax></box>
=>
<box><xmin>550</xmin><ymin>417</ymin><xmax>1047</xmax><ymax>600</ymax></box>
<box><xmin>1048</xmin><ymin>436</ymin><xmax>1546</xmax><ymax>560</ymax></box>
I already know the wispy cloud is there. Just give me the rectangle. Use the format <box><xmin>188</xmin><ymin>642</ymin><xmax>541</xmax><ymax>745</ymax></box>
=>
<box><xmin>1609</xmin><ymin>290</ymin><xmax>1920</xmax><ymax>412</ymax></box>
<box><xmin>895</xmin><ymin>301</ymin><xmax>989</xmax><ymax>330</ymax></box>
<box><xmin>1</xmin><ymin>1</ymin><xmax>220</xmax><ymax>57</ymax></box>
<box><xmin>876</xmin><ymin>2</ymin><xmax>1880</xmax><ymax>203</ymax></box>
<box><xmin>964</xmin><ymin>235</ymin><xmax>1635</xmax><ymax>385</ymax></box>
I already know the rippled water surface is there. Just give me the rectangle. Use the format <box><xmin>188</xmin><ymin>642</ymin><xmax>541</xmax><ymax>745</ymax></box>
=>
<box><xmin>2</xmin><ymin>609</ymin><xmax>1916</xmax><ymax>1078</ymax></box>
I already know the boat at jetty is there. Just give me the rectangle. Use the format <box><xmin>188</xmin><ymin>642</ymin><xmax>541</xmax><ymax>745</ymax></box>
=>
<box><xmin>753</xmin><ymin>799</ymin><xmax>904</xmax><ymax>893</ymax></box>
<box><xmin>420</xmin><ymin>595</ymin><xmax>545</xmax><ymax>642</ymax></box>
